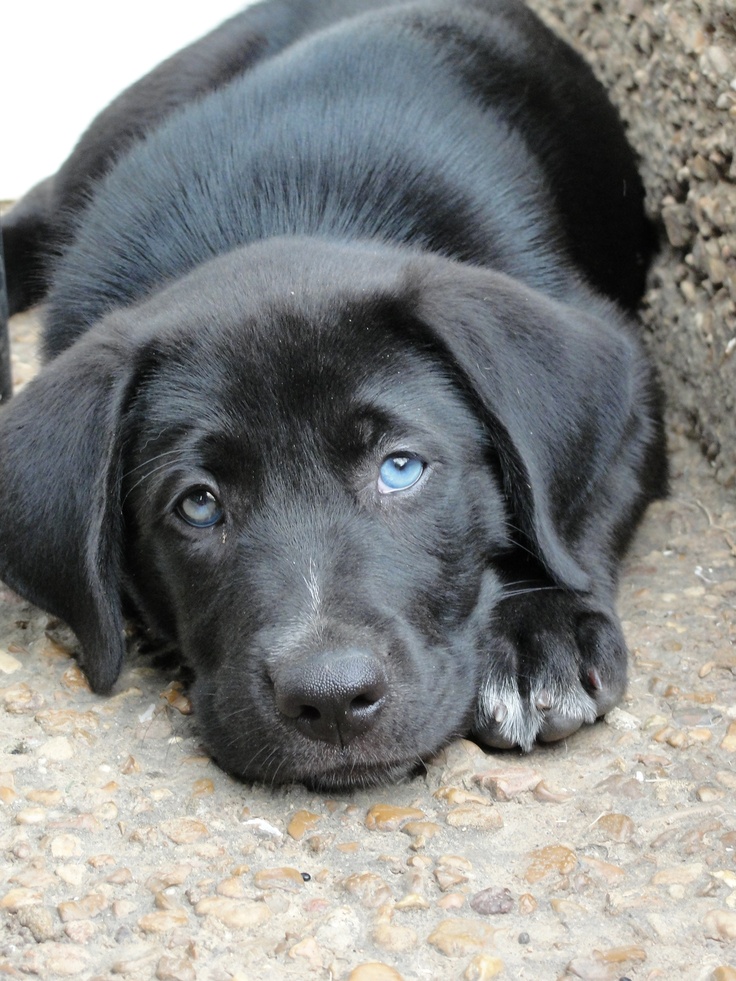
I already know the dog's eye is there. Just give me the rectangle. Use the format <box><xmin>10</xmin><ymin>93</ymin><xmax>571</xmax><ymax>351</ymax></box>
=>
<box><xmin>378</xmin><ymin>454</ymin><xmax>425</xmax><ymax>494</ymax></box>
<box><xmin>176</xmin><ymin>488</ymin><xmax>223</xmax><ymax>528</ymax></box>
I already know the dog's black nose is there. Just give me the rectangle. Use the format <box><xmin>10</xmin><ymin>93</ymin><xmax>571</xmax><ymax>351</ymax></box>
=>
<box><xmin>273</xmin><ymin>651</ymin><xmax>387</xmax><ymax>746</ymax></box>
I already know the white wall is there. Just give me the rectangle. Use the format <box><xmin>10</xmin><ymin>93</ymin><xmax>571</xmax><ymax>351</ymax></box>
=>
<box><xmin>1</xmin><ymin>1</ymin><xmax>249</xmax><ymax>200</ymax></box>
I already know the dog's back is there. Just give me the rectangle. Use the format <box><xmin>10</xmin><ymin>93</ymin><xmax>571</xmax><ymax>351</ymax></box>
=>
<box><xmin>5</xmin><ymin>0</ymin><xmax>655</xmax><ymax>359</ymax></box>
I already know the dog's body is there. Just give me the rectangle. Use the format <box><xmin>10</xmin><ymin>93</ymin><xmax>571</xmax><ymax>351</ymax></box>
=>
<box><xmin>0</xmin><ymin>0</ymin><xmax>666</xmax><ymax>789</ymax></box>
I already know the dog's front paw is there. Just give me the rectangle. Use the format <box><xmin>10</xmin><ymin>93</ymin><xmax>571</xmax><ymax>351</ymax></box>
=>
<box><xmin>473</xmin><ymin>593</ymin><xmax>627</xmax><ymax>751</ymax></box>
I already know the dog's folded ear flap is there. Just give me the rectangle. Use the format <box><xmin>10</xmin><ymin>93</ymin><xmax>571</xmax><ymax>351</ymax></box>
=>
<box><xmin>414</xmin><ymin>264</ymin><xmax>644</xmax><ymax>593</ymax></box>
<box><xmin>0</xmin><ymin>326</ymin><xmax>137</xmax><ymax>691</ymax></box>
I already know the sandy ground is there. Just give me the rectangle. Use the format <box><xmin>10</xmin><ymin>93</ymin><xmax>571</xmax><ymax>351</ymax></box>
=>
<box><xmin>1</xmin><ymin>308</ymin><xmax>735</xmax><ymax>981</ymax></box>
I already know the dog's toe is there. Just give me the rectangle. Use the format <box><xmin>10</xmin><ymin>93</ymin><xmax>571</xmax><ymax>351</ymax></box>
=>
<box><xmin>473</xmin><ymin>596</ymin><xmax>628</xmax><ymax>752</ymax></box>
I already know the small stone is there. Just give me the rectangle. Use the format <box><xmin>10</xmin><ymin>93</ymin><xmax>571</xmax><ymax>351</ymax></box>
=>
<box><xmin>137</xmin><ymin>908</ymin><xmax>189</xmax><ymax>933</ymax></box>
<box><xmin>191</xmin><ymin>778</ymin><xmax>214</xmax><ymax>797</ymax></box>
<box><xmin>372</xmin><ymin>907</ymin><xmax>418</xmax><ymax>952</ymax></box>
<box><xmin>160</xmin><ymin>818</ymin><xmax>208</xmax><ymax>844</ymax></box>
<box><xmin>42</xmin><ymin>943</ymin><xmax>90</xmax><ymax>977</ymax></box>
<box><xmin>58</xmin><ymin>893</ymin><xmax>108</xmax><ymax>922</ymax></box>
<box><xmin>604</xmin><ymin>707</ymin><xmax>641</xmax><ymax>731</ymax></box>
<box><xmin>253</xmin><ymin>867</ymin><xmax>305</xmax><ymax>891</ymax></box>
<box><xmin>446</xmin><ymin>804</ymin><xmax>503</xmax><ymax>831</ymax></box>
<box><xmin>156</xmin><ymin>954</ymin><xmax>196</xmax><ymax>981</ymax></box>
<box><xmin>347</xmin><ymin>965</ymin><xmax>405</xmax><ymax>981</ymax></box>
<box><xmin>652</xmin><ymin>864</ymin><xmax>703</xmax><ymax>886</ymax></box>
<box><xmin>434</xmin><ymin>787</ymin><xmax>488</xmax><ymax>805</ymax></box>
<box><xmin>0</xmin><ymin>650</ymin><xmax>22</xmax><ymax>674</ymax></box>
<box><xmin>64</xmin><ymin>919</ymin><xmax>95</xmax><ymax>944</ymax></box>
<box><xmin>146</xmin><ymin>864</ymin><xmax>192</xmax><ymax>893</ymax></box>
<box><xmin>365</xmin><ymin>804</ymin><xmax>426</xmax><ymax>831</ymax></box>
<box><xmin>532</xmin><ymin>780</ymin><xmax>574</xmax><ymax>803</ymax></box>
<box><xmin>427</xmin><ymin>917</ymin><xmax>496</xmax><ymax>957</ymax></box>
<box><xmin>288</xmin><ymin>937</ymin><xmax>326</xmax><ymax>969</ymax></box>
<box><xmin>27</xmin><ymin>788</ymin><xmax>62</xmax><ymax>806</ymax></box>
<box><xmin>160</xmin><ymin>682</ymin><xmax>193</xmax><ymax>715</ymax></box>
<box><xmin>60</xmin><ymin>664</ymin><xmax>92</xmax><ymax>692</ymax></box>
<box><xmin>50</xmin><ymin>834</ymin><xmax>83</xmax><ymax>859</ymax></box>
<box><xmin>2</xmin><ymin>682</ymin><xmax>44</xmax><ymax>713</ymax></box>
<box><xmin>15</xmin><ymin>807</ymin><xmax>46</xmax><ymax>825</ymax></box>
<box><xmin>216</xmin><ymin>876</ymin><xmax>246</xmax><ymax>898</ymax></box>
<box><xmin>56</xmin><ymin>864</ymin><xmax>86</xmax><ymax>886</ymax></box>
<box><xmin>599</xmin><ymin>946</ymin><xmax>647</xmax><ymax>965</ymax></box>
<box><xmin>434</xmin><ymin>868</ymin><xmax>468</xmax><ymax>892</ymax></box>
<box><xmin>474</xmin><ymin>767</ymin><xmax>543</xmax><ymax>800</ymax></box>
<box><xmin>16</xmin><ymin>905</ymin><xmax>58</xmax><ymax>942</ymax></box>
<box><xmin>394</xmin><ymin>893</ymin><xmax>430</xmax><ymax>910</ymax></box>
<box><xmin>194</xmin><ymin>897</ymin><xmax>271</xmax><ymax>929</ymax></box>
<box><xmin>0</xmin><ymin>888</ymin><xmax>41</xmax><ymax>911</ymax></box>
<box><xmin>400</xmin><ymin>820</ymin><xmax>442</xmax><ymax>839</ymax></box>
<box><xmin>525</xmin><ymin>845</ymin><xmax>577</xmax><ymax>883</ymax></box>
<box><xmin>593</xmin><ymin>813</ymin><xmax>636</xmax><ymax>843</ymax></box>
<box><xmin>464</xmin><ymin>954</ymin><xmax>505</xmax><ymax>980</ymax></box>
<box><xmin>712</xmin><ymin>969</ymin><xmax>736</xmax><ymax>980</ymax></box>
<box><xmin>704</xmin><ymin>909</ymin><xmax>736</xmax><ymax>941</ymax></box>
<box><xmin>287</xmin><ymin>810</ymin><xmax>321</xmax><ymax>839</ymax></box>
<box><xmin>36</xmin><ymin>710</ymin><xmax>98</xmax><ymax>734</ymax></box>
<box><xmin>720</xmin><ymin>721</ymin><xmax>736</xmax><ymax>752</ymax></box>
<box><xmin>566</xmin><ymin>956</ymin><xmax>617</xmax><ymax>980</ymax></box>
<box><xmin>470</xmin><ymin>887</ymin><xmax>513</xmax><ymax>915</ymax></box>
<box><xmin>342</xmin><ymin>872</ymin><xmax>393</xmax><ymax>908</ymax></box>
<box><xmin>518</xmin><ymin>893</ymin><xmax>537</xmax><ymax>914</ymax></box>
<box><xmin>437</xmin><ymin>892</ymin><xmax>466</xmax><ymax>910</ymax></box>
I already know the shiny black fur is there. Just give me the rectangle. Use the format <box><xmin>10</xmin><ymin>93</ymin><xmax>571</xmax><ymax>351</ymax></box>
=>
<box><xmin>0</xmin><ymin>0</ymin><xmax>666</xmax><ymax>789</ymax></box>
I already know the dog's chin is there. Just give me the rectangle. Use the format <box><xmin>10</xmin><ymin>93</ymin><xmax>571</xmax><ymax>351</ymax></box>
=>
<box><xmin>209</xmin><ymin>743</ymin><xmax>425</xmax><ymax>792</ymax></box>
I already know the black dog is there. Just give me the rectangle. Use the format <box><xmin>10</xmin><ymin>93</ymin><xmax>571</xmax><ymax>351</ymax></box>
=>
<box><xmin>0</xmin><ymin>0</ymin><xmax>666</xmax><ymax>789</ymax></box>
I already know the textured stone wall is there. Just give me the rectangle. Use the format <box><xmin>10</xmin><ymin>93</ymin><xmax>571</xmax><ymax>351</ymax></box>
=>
<box><xmin>531</xmin><ymin>0</ymin><xmax>736</xmax><ymax>488</ymax></box>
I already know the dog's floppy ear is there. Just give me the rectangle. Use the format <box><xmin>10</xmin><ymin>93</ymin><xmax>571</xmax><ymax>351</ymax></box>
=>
<box><xmin>0</xmin><ymin>325</ymin><xmax>139</xmax><ymax>691</ymax></box>
<box><xmin>414</xmin><ymin>264</ymin><xmax>645</xmax><ymax>592</ymax></box>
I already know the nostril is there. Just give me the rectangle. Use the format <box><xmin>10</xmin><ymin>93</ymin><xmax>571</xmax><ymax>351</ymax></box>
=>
<box><xmin>271</xmin><ymin>650</ymin><xmax>388</xmax><ymax>745</ymax></box>
<box><xmin>298</xmin><ymin>704</ymin><xmax>321</xmax><ymax>723</ymax></box>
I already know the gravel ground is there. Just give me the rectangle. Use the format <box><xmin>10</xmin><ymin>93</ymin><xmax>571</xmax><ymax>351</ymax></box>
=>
<box><xmin>2</xmin><ymin>304</ymin><xmax>736</xmax><ymax>981</ymax></box>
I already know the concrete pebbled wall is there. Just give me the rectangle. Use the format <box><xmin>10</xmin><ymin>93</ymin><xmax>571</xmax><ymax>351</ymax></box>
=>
<box><xmin>531</xmin><ymin>0</ymin><xmax>736</xmax><ymax>488</ymax></box>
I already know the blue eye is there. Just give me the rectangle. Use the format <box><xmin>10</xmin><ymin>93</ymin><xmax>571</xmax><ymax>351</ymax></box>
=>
<box><xmin>378</xmin><ymin>454</ymin><xmax>425</xmax><ymax>494</ymax></box>
<box><xmin>176</xmin><ymin>488</ymin><xmax>223</xmax><ymax>528</ymax></box>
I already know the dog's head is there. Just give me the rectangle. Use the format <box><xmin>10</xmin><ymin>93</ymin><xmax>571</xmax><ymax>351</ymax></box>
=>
<box><xmin>0</xmin><ymin>238</ymin><xmax>640</xmax><ymax>788</ymax></box>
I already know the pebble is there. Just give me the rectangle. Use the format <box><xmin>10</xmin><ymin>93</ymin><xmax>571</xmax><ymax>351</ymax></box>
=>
<box><xmin>16</xmin><ymin>904</ymin><xmax>58</xmax><ymax>942</ymax></box>
<box><xmin>720</xmin><ymin>721</ymin><xmax>736</xmax><ymax>751</ymax></box>
<box><xmin>474</xmin><ymin>766</ymin><xmax>543</xmax><ymax>800</ymax></box>
<box><xmin>704</xmin><ymin>908</ymin><xmax>736</xmax><ymax>940</ymax></box>
<box><xmin>50</xmin><ymin>833</ymin><xmax>83</xmax><ymax>858</ymax></box>
<box><xmin>160</xmin><ymin>818</ymin><xmax>209</xmax><ymax>844</ymax></box>
<box><xmin>342</xmin><ymin>872</ymin><xmax>393</xmax><ymax>908</ymax></box>
<box><xmin>464</xmin><ymin>955</ymin><xmax>505</xmax><ymax>980</ymax></box>
<box><xmin>0</xmin><ymin>887</ymin><xmax>42</xmax><ymax>911</ymax></box>
<box><xmin>470</xmin><ymin>887</ymin><xmax>514</xmax><ymax>915</ymax></box>
<box><xmin>593</xmin><ymin>813</ymin><xmax>636</xmax><ymax>843</ymax></box>
<box><xmin>365</xmin><ymin>804</ymin><xmax>426</xmax><ymax>830</ymax></box>
<box><xmin>525</xmin><ymin>845</ymin><xmax>577</xmax><ymax>883</ymax></box>
<box><xmin>427</xmin><ymin>917</ymin><xmax>496</xmax><ymax>957</ymax></box>
<box><xmin>194</xmin><ymin>897</ymin><xmax>271</xmax><ymax>929</ymax></box>
<box><xmin>445</xmin><ymin>803</ymin><xmax>503</xmax><ymax>831</ymax></box>
<box><xmin>156</xmin><ymin>953</ymin><xmax>197</xmax><ymax>981</ymax></box>
<box><xmin>287</xmin><ymin>809</ymin><xmax>321</xmax><ymax>839</ymax></box>
<box><xmin>347</xmin><ymin>965</ymin><xmax>405</xmax><ymax>981</ymax></box>
<box><xmin>138</xmin><ymin>908</ymin><xmax>189</xmax><ymax>933</ymax></box>
<box><xmin>372</xmin><ymin>906</ymin><xmax>419</xmax><ymax>952</ymax></box>
<box><xmin>58</xmin><ymin>892</ymin><xmax>108</xmax><ymax>921</ymax></box>
<box><xmin>253</xmin><ymin>866</ymin><xmax>305</xmax><ymax>891</ymax></box>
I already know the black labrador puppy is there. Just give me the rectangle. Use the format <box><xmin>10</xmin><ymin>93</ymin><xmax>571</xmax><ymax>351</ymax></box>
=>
<box><xmin>0</xmin><ymin>0</ymin><xmax>666</xmax><ymax>789</ymax></box>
